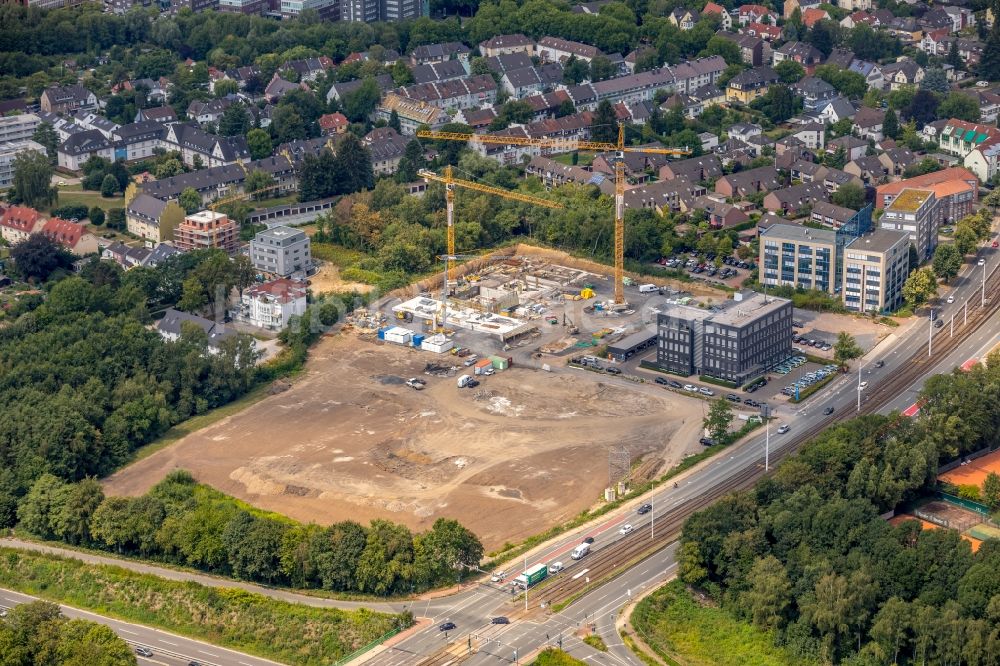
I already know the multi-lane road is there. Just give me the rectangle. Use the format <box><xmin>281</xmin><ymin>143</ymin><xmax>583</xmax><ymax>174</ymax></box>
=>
<box><xmin>3</xmin><ymin>239</ymin><xmax>998</xmax><ymax>666</ymax></box>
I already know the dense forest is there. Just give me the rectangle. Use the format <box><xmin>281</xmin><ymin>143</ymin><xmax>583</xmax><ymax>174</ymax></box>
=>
<box><xmin>679</xmin><ymin>352</ymin><xmax>1000</xmax><ymax>664</ymax></box>
<box><xmin>0</xmin><ymin>600</ymin><xmax>135</xmax><ymax>666</ymax></box>
<box><xmin>17</xmin><ymin>470</ymin><xmax>484</xmax><ymax>596</ymax></box>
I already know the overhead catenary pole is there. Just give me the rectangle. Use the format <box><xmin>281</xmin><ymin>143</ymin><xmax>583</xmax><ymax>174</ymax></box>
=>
<box><xmin>928</xmin><ymin>309</ymin><xmax>933</xmax><ymax>357</ymax></box>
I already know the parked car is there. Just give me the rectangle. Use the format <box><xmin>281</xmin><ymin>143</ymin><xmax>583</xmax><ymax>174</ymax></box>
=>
<box><xmin>637</xmin><ymin>503</ymin><xmax>652</xmax><ymax>515</ymax></box>
<box><xmin>699</xmin><ymin>437</ymin><xmax>715</xmax><ymax>446</ymax></box>
<box><xmin>668</xmin><ymin>380</ymin><xmax>683</xmax><ymax>389</ymax></box>
<box><xmin>726</xmin><ymin>393</ymin><xmax>741</xmax><ymax>402</ymax></box>
<box><xmin>683</xmin><ymin>384</ymin><xmax>697</xmax><ymax>392</ymax></box>
<box><xmin>406</xmin><ymin>378</ymin><xmax>426</xmax><ymax>390</ymax></box>
<box><xmin>439</xmin><ymin>622</ymin><xmax>457</xmax><ymax>631</ymax></box>
<box><xmin>605</xmin><ymin>367</ymin><xmax>622</xmax><ymax>375</ymax></box>
<box><xmin>698</xmin><ymin>387</ymin><xmax>714</xmax><ymax>396</ymax></box>
<box><xmin>655</xmin><ymin>377</ymin><xmax>669</xmax><ymax>386</ymax></box>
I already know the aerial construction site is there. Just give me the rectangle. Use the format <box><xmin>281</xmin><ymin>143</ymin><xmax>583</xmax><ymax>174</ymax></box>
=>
<box><xmin>105</xmin><ymin>245</ymin><xmax>714</xmax><ymax>549</ymax></box>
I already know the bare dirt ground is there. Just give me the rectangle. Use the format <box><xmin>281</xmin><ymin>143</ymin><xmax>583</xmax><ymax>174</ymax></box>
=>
<box><xmin>308</xmin><ymin>262</ymin><xmax>375</xmax><ymax>295</ymax></box>
<box><xmin>104</xmin><ymin>334</ymin><xmax>704</xmax><ymax>549</ymax></box>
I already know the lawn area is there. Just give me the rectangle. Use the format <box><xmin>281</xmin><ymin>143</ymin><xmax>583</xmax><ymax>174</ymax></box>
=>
<box><xmin>630</xmin><ymin>581</ymin><xmax>817</xmax><ymax>666</ymax></box>
<box><xmin>51</xmin><ymin>184</ymin><xmax>125</xmax><ymax>213</ymax></box>
<box><xmin>551</xmin><ymin>152</ymin><xmax>593</xmax><ymax>167</ymax></box>
<box><xmin>531</xmin><ymin>649</ymin><xmax>588</xmax><ymax>665</ymax></box>
<box><xmin>0</xmin><ymin>547</ymin><xmax>408</xmax><ymax>666</ymax></box>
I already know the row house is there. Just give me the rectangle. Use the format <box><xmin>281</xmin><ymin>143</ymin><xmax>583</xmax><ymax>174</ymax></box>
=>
<box><xmin>811</xmin><ymin>201</ymin><xmax>860</xmax><ymax>229</ymax></box>
<box><xmin>363</xmin><ymin>127</ymin><xmax>410</xmax><ymax>176</ymax></box>
<box><xmin>715</xmin><ymin>165</ymin><xmax>783</xmax><ymax>198</ymax></box>
<box><xmin>57</xmin><ymin>130</ymin><xmax>115</xmax><ymax>171</ymax></box>
<box><xmin>519</xmin><ymin>90</ymin><xmax>574</xmax><ymax>121</ymax></box>
<box><xmin>139</xmin><ymin>156</ymin><xmax>296</xmax><ymax>206</ymax></box>
<box><xmin>396</xmin><ymin>75</ymin><xmax>498</xmax><ymax>111</ymax></box>
<box><xmin>716</xmin><ymin>31</ymin><xmax>769</xmax><ymax>66</ymax></box>
<box><xmin>411</xmin><ymin>60</ymin><xmax>469</xmax><ymax>85</ymax></box>
<box><xmin>102</xmin><ymin>242</ymin><xmax>153</xmax><ymax>270</ymax></box>
<box><xmin>375</xmin><ymin>93</ymin><xmax>448</xmax><ymax>134</ymax></box>
<box><xmin>772</xmin><ymin>41</ymin><xmax>824</xmax><ymax>74</ymax></box>
<box><xmin>536</xmin><ymin>37</ymin><xmax>602</xmax><ymax>64</ymax></box>
<box><xmin>664</xmin><ymin>56</ymin><xmax>727</xmax><ymax>95</ymax></box>
<box><xmin>0</xmin><ymin>206</ymin><xmax>44</xmax><ymax>245</ymax></box>
<box><xmin>474</xmin><ymin>111</ymin><xmax>597</xmax><ymax>165</ymax></box>
<box><xmin>659</xmin><ymin>154</ymin><xmax>723</xmax><ymax>183</ymax></box>
<box><xmin>326</xmin><ymin>74</ymin><xmax>395</xmax><ymax>103</ymax></box>
<box><xmin>410</xmin><ymin>42</ymin><xmax>471</xmax><ymax>66</ymax></box>
<box><xmin>763</xmin><ymin>181</ymin><xmax>830</xmax><ymax>217</ymax></box>
<box><xmin>501</xmin><ymin>64</ymin><xmax>564</xmax><ymax>99</ymax></box>
<box><xmin>455</xmin><ymin>107</ymin><xmax>497</xmax><ymax>130</ymax></box>
<box><xmin>685</xmin><ymin>196</ymin><xmax>750</xmax><ymax>228</ymax></box>
<box><xmin>937</xmin><ymin>118</ymin><xmax>1000</xmax><ymax>159</ymax></box>
<box><xmin>479</xmin><ymin>34</ymin><xmax>534</xmax><ymax>58</ymax></box>
<box><xmin>113</xmin><ymin>121</ymin><xmax>167</xmax><ymax>162</ymax></box>
<box><xmin>126</xmin><ymin>193</ymin><xmax>185</xmax><ymax>243</ymax></box>
<box><xmin>280</xmin><ymin>56</ymin><xmax>335</xmax><ymax>83</ymax></box>
<box><xmin>40</xmin><ymin>84</ymin><xmax>98</xmax><ymax>114</ymax></box>
<box><xmin>624</xmin><ymin>177</ymin><xmax>706</xmax><ymax>214</ymax></box>
<box><xmin>73</xmin><ymin>113</ymin><xmax>120</xmax><ymax>139</ymax></box>
<box><xmin>525</xmin><ymin>155</ymin><xmax>615</xmax><ymax>195</ymax></box>
<box><xmin>483</xmin><ymin>53</ymin><xmax>533</xmax><ymax>76</ymax></box>
<box><xmin>162</xmin><ymin>123</ymin><xmax>250</xmax><ymax>168</ymax></box>
<box><xmin>661</xmin><ymin>84</ymin><xmax>727</xmax><ymax>119</ymax></box>
<box><xmin>40</xmin><ymin>217</ymin><xmax>99</xmax><ymax>256</ymax></box>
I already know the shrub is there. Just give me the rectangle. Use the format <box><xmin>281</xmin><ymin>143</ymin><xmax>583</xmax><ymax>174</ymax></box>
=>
<box><xmin>51</xmin><ymin>204</ymin><xmax>88</xmax><ymax>220</ymax></box>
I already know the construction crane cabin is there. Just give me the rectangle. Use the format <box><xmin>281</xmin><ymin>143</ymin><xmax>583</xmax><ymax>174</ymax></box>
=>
<box><xmin>418</xmin><ymin>166</ymin><xmax>562</xmax><ymax>330</ymax></box>
<box><xmin>418</xmin><ymin>123</ymin><xmax>690</xmax><ymax>307</ymax></box>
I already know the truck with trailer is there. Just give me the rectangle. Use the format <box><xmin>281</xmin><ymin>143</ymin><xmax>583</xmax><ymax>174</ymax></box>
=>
<box><xmin>513</xmin><ymin>563</ymin><xmax>548</xmax><ymax>588</ymax></box>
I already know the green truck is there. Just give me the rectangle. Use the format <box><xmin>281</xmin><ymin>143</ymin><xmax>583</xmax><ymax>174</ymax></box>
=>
<box><xmin>514</xmin><ymin>563</ymin><xmax>548</xmax><ymax>588</ymax></box>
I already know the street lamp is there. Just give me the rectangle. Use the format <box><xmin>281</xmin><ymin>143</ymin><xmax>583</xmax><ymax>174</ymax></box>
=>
<box><xmin>982</xmin><ymin>261</ymin><xmax>987</xmax><ymax>308</ymax></box>
<box><xmin>856</xmin><ymin>359</ymin><xmax>865</xmax><ymax>412</ymax></box>
<box><xmin>927</xmin><ymin>308</ymin><xmax>933</xmax><ymax>358</ymax></box>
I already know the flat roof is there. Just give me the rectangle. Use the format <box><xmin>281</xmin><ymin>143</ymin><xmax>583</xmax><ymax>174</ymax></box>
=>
<box><xmin>845</xmin><ymin>228</ymin><xmax>909</xmax><ymax>254</ymax></box>
<box><xmin>709</xmin><ymin>292</ymin><xmax>789</xmax><ymax>327</ymax></box>
<box><xmin>608</xmin><ymin>330</ymin><xmax>656</xmax><ymax>352</ymax></box>
<box><xmin>887</xmin><ymin>188</ymin><xmax>932</xmax><ymax>213</ymax></box>
<box><xmin>761</xmin><ymin>222</ymin><xmax>836</xmax><ymax>245</ymax></box>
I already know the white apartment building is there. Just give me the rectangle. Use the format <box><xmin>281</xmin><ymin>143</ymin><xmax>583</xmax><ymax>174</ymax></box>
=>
<box><xmin>239</xmin><ymin>278</ymin><xmax>308</xmax><ymax>330</ymax></box>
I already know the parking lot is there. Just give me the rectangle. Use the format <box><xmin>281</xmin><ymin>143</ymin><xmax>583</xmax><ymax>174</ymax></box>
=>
<box><xmin>655</xmin><ymin>252</ymin><xmax>755</xmax><ymax>289</ymax></box>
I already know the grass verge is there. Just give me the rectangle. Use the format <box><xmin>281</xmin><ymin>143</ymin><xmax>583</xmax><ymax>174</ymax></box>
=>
<box><xmin>788</xmin><ymin>372</ymin><xmax>837</xmax><ymax>404</ymax></box>
<box><xmin>621</xmin><ymin>630</ymin><xmax>669</xmax><ymax>666</ymax></box>
<box><xmin>583</xmin><ymin>634</ymin><xmax>607</xmax><ymax>651</ymax></box>
<box><xmin>0</xmin><ymin>547</ymin><xmax>409</xmax><ymax>666</ymax></box>
<box><xmin>630</xmin><ymin>580</ymin><xmax>816</xmax><ymax>666</ymax></box>
<box><xmin>532</xmin><ymin>648</ymin><xmax>588</xmax><ymax>665</ymax></box>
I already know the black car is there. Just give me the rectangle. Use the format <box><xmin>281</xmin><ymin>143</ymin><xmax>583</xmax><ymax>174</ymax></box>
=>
<box><xmin>874</xmin><ymin>360</ymin><xmax>885</xmax><ymax>368</ymax></box>
<box><xmin>188</xmin><ymin>662</ymin><xmax>202</xmax><ymax>666</ymax></box>
<box><xmin>745</xmin><ymin>384</ymin><xmax>757</xmax><ymax>393</ymax></box>
<box><xmin>726</xmin><ymin>393</ymin><xmax>741</xmax><ymax>402</ymax></box>
<box><xmin>699</xmin><ymin>437</ymin><xmax>715</xmax><ymax>446</ymax></box>
<box><xmin>637</xmin><ymin>503</ymin><xmax>652</xmax><ymax>514</ymax></box>
<box><xmin>935</xmin><ymin>319</ymin><xmax>944</xmax><ymax>328</ymax></box>
<box><xmin>823</xmin><ymin>406</ymin><xmax>835</xmax><ymax>415</ymax></box>
<box><xmin>135</xmin><ymin>648</ymin><xmax>153</xmax><ymax>658</ymax></box>
<box><xmin>606</xmin><ymin>367</ymin><xmax>622</xmax><ymax>375</ymax></box>
<box><xmin>583</xmin><ymin>536</ymin><xmax>595</xmax><ymax>544</ymax></box>
<box><xmin>467</xmin><ymin>379</ymin><xmax>480</xmax><ymax>388</ymax></box>
<box><xmin>655</xmin><ymin>377</ymin><xmax>669</xmax><ymax>386</ymax></box>
<box><xmin>439</xmin><ymin>622</ymin><xmax>457</xmax><ymax>631</ymax></box>
<box><xmin>492</xmin><ymin>616</ymin><xmax>510</xmax><ymax>625</ymax></box>
<box><xmin>668</xmin><ymin>379</ymin><xmax>683</xmax><ymax>388</ymax></box>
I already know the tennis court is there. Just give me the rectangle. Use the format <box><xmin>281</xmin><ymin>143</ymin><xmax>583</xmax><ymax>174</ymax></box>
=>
<box><xmin>939</xmin><ymin>449</ymin><xmax>1000</xmax><ymax>487</ymax></box>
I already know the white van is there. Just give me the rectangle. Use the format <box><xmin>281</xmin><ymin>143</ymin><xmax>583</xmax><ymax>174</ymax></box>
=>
<box><xmin>638</xmin><ymin>283</ymin><xmax>658</xmax><ymax>293</ymax></box>
<box><xmin>457</xmin><ymin>374</ymin><xmax>472</xmax><ymax>388</ymax></box>
<box><xmin>548</xmin><ymin>561</ymin><xmax>564</xmax><ymax>574</ymax></box>
<box><xmin>571</xmin><ymin>543</ymin><xmax>590</xmax><ymax>560</ymax></box>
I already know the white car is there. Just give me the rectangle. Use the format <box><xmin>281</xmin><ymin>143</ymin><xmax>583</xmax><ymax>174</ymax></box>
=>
<box><xmin>698</xmin><ymin>387</ymin><xmax>714</xmax><ymax>396</ymax></box>
<box><xmin>548</xmin><ymin>561</ymin><xmax>564</xmax><ymax>574</ymax></box>
<box><xmin>947</xmin><ymin>295</ymin><xmax>955</xmax><ymax>304</ymax></box>
<box><xmin>490</xmin><ymin>570</ymin><xmax>507</xmax><ymax>582</ymax></box>
<box><xmin>619</xmin><ymin>524</ymin><xmax>634</xmax><ymax>535</ymax></box>
<box><xmin>859</xmin><ymin>381</ymin><xmax>869</xmax><ymax>390</ymax></box>
<box><xmin>978</xmin><ymin>258</ymin><xmax>986</xmax><ymax>266</ymax></box>
<box><xmin>776</xmin><ymin>424</ymin><xmax>789</xmax><ymax>434</ymax></box>
<box><xmin>683</xmin><ymin>384</ymin><xmax>697</xmax><ymax>392</ymax></box>
<box><xmin>405</xmin><ymin>378</ymin><xmax>426</xmax><ymax>390</ymax></box>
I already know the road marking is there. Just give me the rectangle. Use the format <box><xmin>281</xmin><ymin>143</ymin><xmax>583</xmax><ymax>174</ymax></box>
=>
<box><xmin>199</xmin><ymin>651</ymin><xmax>219</xmax><ymax>657</ymax></box>
<box><xmin>571</xmin><ymin>568</ymin><xmax>589</xmax><ymax>580</ymax></box>
<box><xmin>239</xmin><ymin>662</ymin><xmax>254</xmax><ymax>665</ymax></box>
<box><xmin>158</xmin><ymin>639</ymin><xmax>178</xmax><ymax>646</ymax></box>
<box><xmin>119</xmin><ymin>628</ymin><xmax>138</xmax><ymax>635</ymax></box>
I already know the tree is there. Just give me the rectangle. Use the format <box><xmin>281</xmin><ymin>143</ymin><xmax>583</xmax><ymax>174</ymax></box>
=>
<box><xmin>750</xmin><ymin>84</ymin><xmax>800</xmax><ymax>123</ymax></box>
<box><xmin>341</xmin><ymin>77</ymin><xmax>380</xmax><ymax>123</ymax></box>
<box><xmin>932</xmin><ymin>243</ymin><xmax>962</xmax><ymax>282</ymax></box>
<box><xmin>591</xmin><ymin>100</ymin><xmax>618</xmax><ymax>144</ymax></box>
<box><xmin>982</xmin><ymin>471</ymin><xmax>1000</xmax><ymax>508</ymax></box>
<box><xmin>981</xmin><ymin>27</ymin><xmax>1000</xmax><ymax>82</ymax></box>
<box><xmin>903</xmin><ymin>266</ymin><xmax>938</xmax><ymax>306</ymax></box>
<box><xmin>870</xmin><ymin>597</ymin><xmax>910</xmax><ymax>666</ymax></box>
<box><xmin>88</xmin><ymin>206</ymin><xmax>105</xmax><ymax>226</ymax></box>
<box><xmin>904</xmin><ymin>89</ymin><xmax>939</xmax><ymax>127</ymax></box>
<box><xmin>178</xmin><ymin>187</ymin><xmax>201</xmax><ymax>214</ymax></box>
<box><xmin>10</xmin><ymin>233</ymin><xmax>73</xmax><ymax>282</ymax></box>
<box><xmin>32</xmin><ymin>122</ymin><xmax>58</xmax><ymax>165</ymax></box>
<box><xmin>774</xmin><ymin>59</ymin><xmax>805</xmax><ymax>84</ymax></box>
<box><xmin>745</xmin><ymin>555</ymin><xmax>792</xmax><ymax>630</ymax></box>
<box><xmin>388</xmin><ymin>109</ymin><xmax>401</xmax><ymax>132</ymax></box>
<box><xmin>919</xmin><ymin>67</ymin><xmax>949</xmax><ymax>94</ymax></box>
<box><xmin>938</xmin><ymin>92</ymin><xmax>981</xmax><ymax>123</ymax></box>
<box><xmin>703</xmin><ymin>398</ymin><xmax>733</xmax><ymax>443</ymax></box>
<box><xmin>955</xmin><ymin>225</ymin><xmax>978</xmax><ymax>256</ymax></box>
<box><xmin>833</xmin><ymin>331</ymin><xmax>863</xmax><ymax>366</ymax></box>
<box><xmin>270</xmin><ymin>106</ymin><xmax>308</xmax><ymax>144</ymax></box>
<box><xmin>12</xmin><ymin>149</ymin><xmax>55</xmax><ymax>208</ymax></box>
<box><xmin>704</xmin><ymin>36</ymin><xmax>743</xmax><ymax>67</ymax></box>
<box><xmin>883</xmin><ymin>108</ymin><xmax>899</xmax><ymax>140</ymax></box>
<box><xmin>589</xmin><ymin>55</ymin><xmax>616</xmax><ymax>82</ymax></box>
<box><xmin>562</xmin><ymin>55</ymin><xmax>590</xmax><ymax>85</ymax></box>
<box><xmin>217</xmin><ymin>104</ymin><xmax>250</xmax><ymax>137</ymax></box>
<box><xmin>53</xmin><ymin>477</ymin><xmax>104</xmax><ymax>545</ymax></box>
<box><xmin>332</xmin><ymin>133</ymin><xmax>374</xmax><ymax>194</ymax></box>
<box><xmin>100</xmin><ymin>173</ymin><xmax>119</xmax><ymax>198</ymax></box>
<box><xmin>831</xmin><ymin>182</ymin><xmax>865</xmax><ymax>210</ymax></box>
<box><xmin>106</xmin><ymin>207</ymin><xmax>126</xmax><ymax>231</ymax></box>
<box><xmin>246</xmin><ymin>128</ymin><xmax>272</xmax><ymax>160</ymax></box>
<box><xmin>17</xmin><ymin>474</ymin><xmax>68</xmax><ymax>539</ymax></box>
<box><xmin>807</xmin><ymin>19</ymin><xmax>837</xmax><ymax>57</ymax></box>
<box><xmin>243</xmin><ymin>169</ymin><xmax>275</xmax><ymax>199</ymax></box>
<box><xmin>395</xmin><ymin>139</ymin><xmax>427</xmax><ymax>183</ymax></box>
<box><xmin>556</xmin><ymin>99</ymin><xmax>576</xmax><ymax>118</ymax></box>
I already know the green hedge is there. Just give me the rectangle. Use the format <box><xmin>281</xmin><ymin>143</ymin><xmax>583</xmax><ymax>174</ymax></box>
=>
<box><xmin>699</xmin><ymin>375</ymin><xmax>738</xmax><ymax>389</ymax></box>
<box><xmin>0</xmin><ymin>548</ymin><xmax>408</xmax><ymax>666</ymax></box>
<box><xmin>788</xmin><ymin>372</ymin><xmax>837</xmax><ymax>403</ymax></box>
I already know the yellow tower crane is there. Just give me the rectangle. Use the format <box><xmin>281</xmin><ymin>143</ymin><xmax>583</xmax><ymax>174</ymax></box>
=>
<box><xmin>418</xmin><ymin>166</ymin><xmax>562</xmax><ymax>278</ymax></box>
<box><xmin>418</xmin><ymin>125</ymin><xmax>691</xmax><ymax>305</ymax></box>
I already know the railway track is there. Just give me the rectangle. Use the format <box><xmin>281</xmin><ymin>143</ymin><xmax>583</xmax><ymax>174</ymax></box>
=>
<box><xmin>517</xmin><ymin>263</ymin><xmax>1000</xmax><ymax>615</ymax></box>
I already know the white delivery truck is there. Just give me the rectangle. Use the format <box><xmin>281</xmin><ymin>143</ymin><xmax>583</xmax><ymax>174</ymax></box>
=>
<box><xmin>457</xmin><ymin>374</ymin><xmax>472</xmax><ymax>388</ymax></box>
<box><xmin>571</xmin><ymin>542</ymin><xmax>590</xmax><ymax>560</ymax></box>
<box><xmin>638</xmin><ymin>283</ymin><xmax>658</xmax><ymax>293</ymax></box>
